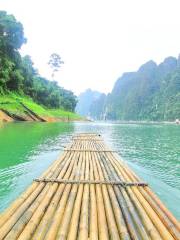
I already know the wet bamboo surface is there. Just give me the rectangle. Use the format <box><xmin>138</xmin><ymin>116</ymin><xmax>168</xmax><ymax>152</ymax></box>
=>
<box><xmin>0</xmin><ymin>133</ymin><xmax>179</xmax><ymax>240</ymax></box>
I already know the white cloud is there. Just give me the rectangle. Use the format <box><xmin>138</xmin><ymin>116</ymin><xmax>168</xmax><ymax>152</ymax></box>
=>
<box><xmin>0</xmin><ymin>0</ymin><xmax>180</xmax><ymax>94</ymax></box>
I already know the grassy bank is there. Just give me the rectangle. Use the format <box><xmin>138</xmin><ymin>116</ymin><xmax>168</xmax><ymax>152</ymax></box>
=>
<box><xmin>0</xmin><ymin>93</ymin><xmax>82</xmax><ymax>122</ymax></box>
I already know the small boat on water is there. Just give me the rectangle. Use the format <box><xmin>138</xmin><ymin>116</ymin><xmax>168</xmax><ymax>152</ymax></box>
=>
<box><xmin>175</xmin><ymin>119</ymin><xmax>180</xmax><ymax>124</ymax></box>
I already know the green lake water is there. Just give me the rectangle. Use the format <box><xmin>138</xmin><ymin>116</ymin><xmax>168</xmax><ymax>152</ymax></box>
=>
<box><xmin>0</xmin><ymin>121</ymin><xmax>179</xmax><ymax>219</ymax></box>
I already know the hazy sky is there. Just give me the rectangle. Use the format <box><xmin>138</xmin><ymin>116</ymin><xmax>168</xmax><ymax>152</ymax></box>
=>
<box><xmin>1</xmin><ymin>0</ymin><xmax>180</xmax><ymax>94</ymax></box>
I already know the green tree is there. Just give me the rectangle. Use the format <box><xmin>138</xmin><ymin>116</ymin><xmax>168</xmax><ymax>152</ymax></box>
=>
<box><xmin>0</xmin><ymin>11</ymin><xmax>26</xmax><ymax>91</ymax></box>
<box><xmin>0</xmin><ymin>11</ymin><xmax>77</xmax><ymax>112</ymax></box>
<box><xmin>48</xmin><ymin>53</ymin><xmax>64</xmax><ymax>80</ymax></box>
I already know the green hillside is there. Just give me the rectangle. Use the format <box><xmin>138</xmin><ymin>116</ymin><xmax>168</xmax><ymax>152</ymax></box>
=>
<box><xmin>90</xmin><ymin>56</ymin><xmax>180</xmax><ymax>121</ymax></box>
<box><xmin>0</xmin><ymin>11</ymin><xmax>79</xmax><ymax>121</ymax></box>
<box><xmin>0</xmin><ymin>93</ymin><xmax>81</xmax><ymax>121</ymax></box>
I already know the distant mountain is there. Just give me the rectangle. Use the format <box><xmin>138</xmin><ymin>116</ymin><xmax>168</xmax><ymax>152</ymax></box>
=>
<box><xmin>76</xmin><ymin>89</ymin><xmax>102</xmax><ymax>116</ymax></box>
<box><xmin>89</xmin><ymin>55</ymin><xmax>180</xmax><ymax>121</ymax></box>
<box><xmin>89</xmin><ymin>93</ymin><xmax>107</xmax><ymax>120</ymax></box>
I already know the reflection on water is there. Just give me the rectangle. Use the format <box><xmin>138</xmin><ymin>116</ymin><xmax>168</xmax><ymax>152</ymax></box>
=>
<box><xmin>0</xmin><ymin>121</ymin><xmax>179</xmax><ymax>218</ymax></box>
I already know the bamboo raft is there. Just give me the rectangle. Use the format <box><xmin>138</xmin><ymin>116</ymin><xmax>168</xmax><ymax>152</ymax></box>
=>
<box><xmin>0</xmin><ymin>133</ymin><xmax>179</xmax><ymax>240</ymax></box>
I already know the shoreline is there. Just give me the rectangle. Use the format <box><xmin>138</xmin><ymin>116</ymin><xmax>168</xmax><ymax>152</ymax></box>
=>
<box><xmin>0</xmin><ymin>109</ymin><xmax>85</xmax><ymax>123</ymax></box>
<box><xmin>0</xmin><ymin>109</ymin><xmax>49</xmax><ymax>122</ymax></box>
<box><xmin>0</xmin><ymin>94</ymin><xmax>83</xmax><ymax>123</ymax></box>
<box><xmin>1</xmin><ymin>112</ymin><xmax>178</xmax><ymax>125</ymax></box>
<box><xmin>1</xmin><ymin>113</ymin><xmax>178</xmax><ymax>125</ymax></box>
<box><xmin>89</xmin><ymin>120</ymin><xmax>179</xmax><ymax>125</ymax></box>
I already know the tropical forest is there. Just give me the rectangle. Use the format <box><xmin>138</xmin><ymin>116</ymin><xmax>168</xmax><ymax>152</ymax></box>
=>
<box><xmin>0</xmin><ymin>11</ymin><xmax>78</xmax><ymax>122</ymax></box>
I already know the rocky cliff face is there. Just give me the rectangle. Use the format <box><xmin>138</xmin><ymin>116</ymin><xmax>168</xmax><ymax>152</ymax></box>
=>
<box><xmin>76</xmin><ymin>89</ymin><xmax>102</xmax><ymax>117</ymax></box>
<box><xmin>89</xmin><ymin>55</ymin><xmax>180</xmax><ymax>121</ymax></box>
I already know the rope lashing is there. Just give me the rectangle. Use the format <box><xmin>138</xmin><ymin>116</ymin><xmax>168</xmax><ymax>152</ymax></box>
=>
<box><xmin>34</xmin><ymin>178</ymin><xmax>148</xmax><ymax>187</ymax></box>
<box><xmin>64</xmin><ymin>149</ymin><xmax>117</xmax><ymax>152</ymax></box>
<box><xmin>72</xmin><ymin>139</ymin><xmax>103</xmax><ymax>141</ymax></box>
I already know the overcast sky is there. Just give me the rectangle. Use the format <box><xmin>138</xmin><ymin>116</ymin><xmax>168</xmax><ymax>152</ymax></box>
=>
<box><xmin>1</xmin><ymin>0</ymin><xmax>180</xmax><ymax>94</ymax></box>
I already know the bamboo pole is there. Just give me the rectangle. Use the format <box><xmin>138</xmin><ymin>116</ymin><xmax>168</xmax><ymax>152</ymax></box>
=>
<box><xmin>111</xmin><ymin>155</ymin><xmax>180</xmax><ymax>240</ymax></box>
<box><xmin>97</xmin><ymin>154</ymin><xmax>131</xmax><ymax>240</ymax></box>
<box><xmin>66</xmin><ymin>153</ymin><xmax>86</xmax><ymax>240</ymax></box>
<box><xmin>0</xmin><ymin>154</ymin><xmax>67</xmax><ymax>239</ymax></box>
<box><xmin>56</xmin><ymin>166</ymin><xmax>85</xmax><ymax>238</ymax></box>
<box><xmin>0</xmin><ymin>152</ymin><xmax>67</xmax><ymax>229</ymax></box>
<box><xmin>18</xmin><ymin>152</ymin><xmax>77</xmax><ymax>240</ymax></box>
<box><xmin>94</xmin><ymin>151</ymin><xmax>120</xmax><ymax>239</ymax></box>
<box><xmin>1</xmin><ymin>152</ymin><xmax>73</xmax><ymax>240</ymax></box>
<box><xmin>104</xmin><ymin>152</ymin><xmax>162</xmax><ymax>240</ymax></box>
<box><xmin>114</xmin><ymin>155</ymin><xmax>180</xmax><ymax>234</ymax></box>
<box><xmin>0</xmin><ymin>133</ymin><xmax>179</xmax><ymax>240</ymax></box>
<box><xmin>56</xmin><ymin>151</ymin><xmax>86</xmax><ymax>240</ymax></box>
<box><xmin>78</xmin><ymin>151</ymin><xmax>90</xmax><ymax>239</ymax></box>
<box><xmin>89</xmin><ymin>151</ymin><xmax>98</xmax><ymax>240</ymax></box>
<box><xmin>102</xmin><ymin>158</ymin><xmax>141</xmax><ymax>239</ymax></box>
<box><xmin>44</xmin><ymin>152</ymin><xmax>83</xmax><ymax>239</ymax></box>
<box><xmin>31</xmin><ymin>153</ymin><xmax>78</xmax><ymax>240</ymax></box>
<box><xmin>109</xmin><ymin>152</ymin><xmax>175</xmax><ymax>240</ymax></box>
<box><xmin>92</xmin><ymin>137</ymin><xmax>143</xmax><ymax>239</ymax></box>
<box><xmin>91</xmin><ymin>152</ymin><xmax>109</xmax><ymax>240</ymax></box>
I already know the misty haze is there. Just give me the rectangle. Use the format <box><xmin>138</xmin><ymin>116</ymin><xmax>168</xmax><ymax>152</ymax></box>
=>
<box><xmin>0</xmin><ymin>1</ymin><xmax>179</xmax><ymax>239</ymax></box>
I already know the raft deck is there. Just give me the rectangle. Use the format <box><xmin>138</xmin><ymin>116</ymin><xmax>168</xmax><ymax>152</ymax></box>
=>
<box><xmin>0</xmin><ymin>133</ymin><xmax>179</xmax><ymax>240</ymax></box>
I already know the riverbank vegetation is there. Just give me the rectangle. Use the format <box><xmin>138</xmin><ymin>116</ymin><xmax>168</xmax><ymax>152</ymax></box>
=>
<box><xmin>0</xmin><ymin>93</ymin><xmax>81</xmax><ymax>121</ymax></box>
<box><xmin>0</xmin><ymin>11</ymin><xmax>79</xmax><ymax>121</ymax></box>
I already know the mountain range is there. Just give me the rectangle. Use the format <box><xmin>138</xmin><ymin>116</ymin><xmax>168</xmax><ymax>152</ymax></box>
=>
<box><xmin>76</xmin><ymin>55</ymin><xmax>180</xmax><ymax>121</ymax></box>
<box><xmin>75</xmin><ymin>89</ymin><xmax>101</xmax><ymax>117</ymax></box>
